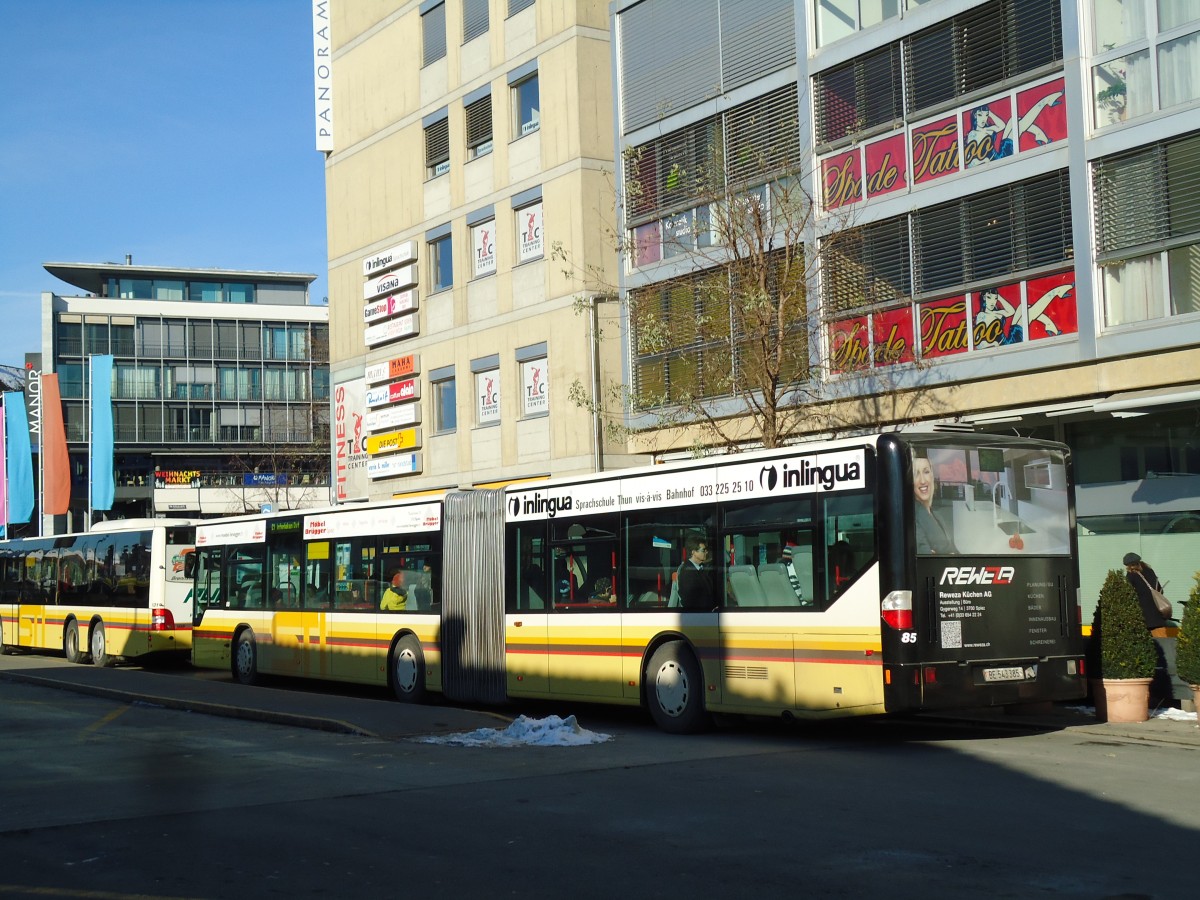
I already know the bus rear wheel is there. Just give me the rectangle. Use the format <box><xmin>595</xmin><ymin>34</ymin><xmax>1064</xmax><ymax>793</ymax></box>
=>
<box><xmin>646</xmin><ymin>642</ymin><xmax>708</xmax><ymax>734</ymax></box>
<box><xmin>391</xmin><ymin>634</ymin><xmax>427</xmax><ymax>703</ymax></box>
<box><xmin>64</xmin><ymin>620</ymin><xmax>84</xmax><ymax>664</ymax></box>
<box><xmin>90</xmin><ymin>621</ymin><xmax>113</xmax><ymax>668</ymax></box>
<box><xmin>233</xmin><ymin>630</ymin><xmax>260</xmax><ymax>686</ymax></box>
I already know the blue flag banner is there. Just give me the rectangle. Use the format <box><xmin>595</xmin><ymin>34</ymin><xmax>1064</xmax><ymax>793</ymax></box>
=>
<box><xmin>90</xmin><ymin>355</ymin><xmax>116</xmax><ymax>511</ymax></box>
<box><xmin>3</xmin><ymin>391</ymin><xmax>35</xmax><ymax>524</ymax></box>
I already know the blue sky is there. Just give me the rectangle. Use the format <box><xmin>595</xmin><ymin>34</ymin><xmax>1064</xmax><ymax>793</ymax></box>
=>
<box><xmin>1</xmin><ymin>0</ymin><xmax>328</xmax><ymax>366</ymax></box>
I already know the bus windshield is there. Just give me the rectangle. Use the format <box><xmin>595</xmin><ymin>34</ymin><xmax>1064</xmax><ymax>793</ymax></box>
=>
<box><xmin>911</xmin><ymin>442</ymin><xmax>1070</xmax><ymax>556</ymax></box>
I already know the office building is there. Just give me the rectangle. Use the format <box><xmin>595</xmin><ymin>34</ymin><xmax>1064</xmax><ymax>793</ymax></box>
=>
<box><xmin>612</xmin><ymin>0</ymin><xmax>1200</xmax><ymax>603</ymax></box>
<box><xmin>318</xmin><ymin>0</ymin><xmax>629</xmax><ymax>502</ymax></box>
<box><xmin>42</xmin><ymin>260</ymin><xmax>331</xmax><ymax>528</ymax></box>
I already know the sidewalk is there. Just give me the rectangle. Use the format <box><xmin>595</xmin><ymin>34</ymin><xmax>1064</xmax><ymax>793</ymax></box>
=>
<box><xmin>0</xmin><ymin>652</ymin><xmax>510</xmax><ymax>741</ymax></box>
<box><xmin>2</xmin><ymin>651</ymin><xmax>1197</xmax><ymax>743</ymax></box>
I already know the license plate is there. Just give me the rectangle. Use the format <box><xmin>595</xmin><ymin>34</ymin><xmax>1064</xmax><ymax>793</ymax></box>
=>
<box><xmin>983</xmin><ymin>666</ymin><xmax>1026</xmax><ymax>683</ymax></box>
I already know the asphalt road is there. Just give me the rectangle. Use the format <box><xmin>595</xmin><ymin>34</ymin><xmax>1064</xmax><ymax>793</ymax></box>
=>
<box><xmin>2</xmin><ymin>651</ymin><xmax>1198</xmax><ymax>899</ymax></box>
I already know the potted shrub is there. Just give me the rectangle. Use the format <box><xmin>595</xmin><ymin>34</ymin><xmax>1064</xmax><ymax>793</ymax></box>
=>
<box><xmin>1175</xmin><ymin>574</ymin><xmax>1200</xmax><ymax>713</ymax></box>
<box><xmin>1095</xmin><ymin>568</ymin><xmax>1157</xmax><ymax>723</ymax></box>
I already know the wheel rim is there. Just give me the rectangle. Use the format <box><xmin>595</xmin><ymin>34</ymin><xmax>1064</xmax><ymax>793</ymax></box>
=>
<box><xmin>235</xmin><ymin>638</ymin><xmax>254</xmax><ymax>679</ymax></box>
<box><xmin>654</xmin><ymin>659</ymin><xmax>690</xmax><ymax>718</ymax></box>
<box><xmin>394</xmin><ymin>647</ymin><xmax>418</xmax><ymax>694</ymax></box>
<box><xmin>66</xmin><ymin>626</ymin><xmax>77</xmax><ymax>658</ymax></box>
<box><xmin>91</xmin><ymin>626</ymin><xmax>105</xmax><ymax>660</ymax></box>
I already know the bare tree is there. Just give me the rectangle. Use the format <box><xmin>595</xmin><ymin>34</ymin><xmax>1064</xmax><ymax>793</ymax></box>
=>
<box><xmin>560</xmin><ymin>89</ymin><xmax>935</xmax><ymax>457</ymax></box>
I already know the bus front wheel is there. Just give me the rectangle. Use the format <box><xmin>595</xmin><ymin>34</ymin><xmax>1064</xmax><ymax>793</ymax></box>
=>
<box><xmin>64</xmin><ymin>620</ymin><xmax>84</xmax><ymax>664</ymax></box>
<box><xmin>90</xmin><ymin>621</ymin><xmax>113</xmax><ymax>668</ymax></box>
<box><xmin>391</xmin><ymin>634</ymin><xmax>427</xmax><ymax>703</ymax></box>
<box><xmin>646</xmin><ymin>642</ymin><xmax>708</xmax><ymax>734</ymax></box>
<box><xmin>0</xmin><ymin>620</ymin><xmax>11</xmax><ymax>655</ymax></box>
<box><xmin>233</xmin><ymin>630</ymin><xmax>260</xmax><ymax>686</ymax></box>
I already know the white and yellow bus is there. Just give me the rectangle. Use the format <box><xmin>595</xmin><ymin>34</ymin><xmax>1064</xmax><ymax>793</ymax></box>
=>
<box><xmin>0</xmin><ymin>519</ymin><xmax>197</xmax><ymax>666</ymax></box>
<box><xmin>191</xmin><ymin>432</ymin><xmax>1086</xmax><ymax>731</ymax></box>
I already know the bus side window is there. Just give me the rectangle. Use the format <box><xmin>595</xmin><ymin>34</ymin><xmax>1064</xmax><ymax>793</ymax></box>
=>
<box><xmin>822</xmin><ymin>492</ymin><xmax>875</xmax><ymax>601</ymax></box>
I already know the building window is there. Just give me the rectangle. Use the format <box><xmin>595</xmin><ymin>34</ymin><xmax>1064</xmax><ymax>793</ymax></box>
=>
<box><xmin>422</xmin><ymin>1</ymin><xmax>446</xmax><ymax>66</ymax></box>
<box><xmin>1093</xmin><ymin>129</ymin><xmax>1200</xmax><ymax>326</ymax></box>
<box><xmin>517</xmin><ymin>344</ymin><xmax>548</xmax><ymax>417</ymax></box>
<box><xmin>815</xmin><ymin>0</ymin><xmax>901</xmax><ymax>48</ymax></box>
<box><xmin>509</xmin><ymin>0</ymin><xmax>535</xmax><ymax>14</ymax></box>
<box><xmin>431</xmin><ymin>366</ymin><xmax>457</xmax><ymax>433</ymax></box>
<box><xmin>463</xmin><ymin>0</ymin><xmax>489</xmax><ymax>43</ymax></box>
<box><xmin>430</xmin><ymin>233</ymin><xmax>454</xmax><ymax>292</ymax></box>
<box><xmin>465</xmin><ymin>92</ymin><xmax>493</xmax><ymax>158</ymax></box>
<box><xmin>512</xmin><ymin>71</ymin><xmax>540</xmax><ymax>137</ymax></box>
<box><xmin>472</xmin><ymin>219</ymin><xmax>497</xmax><ymax>278</ymax></box>
<box><xmin>425</xmin><ymin>115</ymin><xmax>450</xmax><ymax>178</ymax></box>
<box><xmin>473</xmin><ymin>362</ymin><xmax>501</xmax><ymax>426</ymax></box>
<box><xmin>1093</xmin><ymin>5</ymin><xmax>1200</xmax><ymax>125</ymax></box>
<box><xmin>515</xmin><ymin>200</ymin><xmax>544</xmax><ymax>262</ymax></box>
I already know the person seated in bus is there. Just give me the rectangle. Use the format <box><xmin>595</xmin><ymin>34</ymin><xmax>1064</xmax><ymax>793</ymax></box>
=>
<box><xmin>677</xmin><ymin>532</ymin><xmax>715</xmax><ymax>611</ymax></box>
<box><xmin>306</xmin><ymin>581</ymin><xmax>329</xmax><ymax>608</ymax></box>
<box><xmin>412</xmin><ymin>567</ymin><xmax>434</xmax><ymax>611</ymax></box>
<box><xmin>380</xmin><ymin>569</ymin><xmax>407</xmax><ymax>611</ymax></box>
<box><xmin>913</xmin><ymin>454</ymin><xmax>958</xmax><ymax>555</ymax></box>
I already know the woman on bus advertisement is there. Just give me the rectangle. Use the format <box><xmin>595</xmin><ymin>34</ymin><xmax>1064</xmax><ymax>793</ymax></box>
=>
<box><xmin>913</xmin><ymin>454</ymin><xmax>957</xmax><ymax>555</ymax></box>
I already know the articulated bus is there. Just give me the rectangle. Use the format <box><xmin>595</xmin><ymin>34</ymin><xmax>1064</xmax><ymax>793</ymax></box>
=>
<box><xmin>190</xmin><ymin>431</ymin><xmax>1086</xmax><ymax>731</ymax></box>
<box><xmin>0</xmin><ymin>519</ymin><xmax>198</xmax><ymax>665</ymax></box>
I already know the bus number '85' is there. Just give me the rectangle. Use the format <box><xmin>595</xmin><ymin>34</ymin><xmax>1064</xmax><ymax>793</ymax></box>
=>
<box><xmin>900</xmin><ymin>632</ymin><xmax>918</xmax><ymax>643</ymax></box>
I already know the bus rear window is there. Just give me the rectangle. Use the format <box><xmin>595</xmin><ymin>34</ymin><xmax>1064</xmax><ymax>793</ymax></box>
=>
<box><xmin>912</xmin><ymin>444</ymin><xmax>1070</xmax><ymax>556</ymax></box>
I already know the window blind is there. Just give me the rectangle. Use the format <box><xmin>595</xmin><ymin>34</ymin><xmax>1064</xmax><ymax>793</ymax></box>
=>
<box><xmin>422</xmin><ymin>3</ymin><xmax>446</xmax><ymax>66</ymax></box>
<box><xmin>425</xmin><ymin>118</ymin><xmax>450</xmax><ymax>169</ymax></box>
<box><xmin>465</xmin><ymin>94</ymin><xmax>492</xmax><ymax>150</ymax></box>
<box><xmin>720</xmin><ymin>0</ymin><xmax>795</xmax><ymax>92</ymax></box>
<box><xmin>725</xmin><ymin>86</ymin><xmax>800</xmax><ymax>186</ymax></box>
<box><xmin>463</xmin><ymin>0</ymin><xmax>489</xmax><ymax>43</ymax></box>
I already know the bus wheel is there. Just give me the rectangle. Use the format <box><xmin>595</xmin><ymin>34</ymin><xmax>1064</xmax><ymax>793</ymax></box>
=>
<box><xmin>646</xmin><ymin>642</ymin><xmax>708</xmax><ymax>734</ymax></box>
<box><xmin>233</xmin><ymin>630</ymin><xmax>260</xmax><ymax>686</ymax></box>
<box><xmin>64</xmin><ymin>620</ymin><xmax>84</xmax><ymax>664</ymax></box>
<box><xmin>391</xmin><ymin>634</ymin><xmax>427</xmax><ymax>703</ymax></box>
<box><xmin>0</xmin><ymin>620</ymin><xmax>11</xmax><ymax>655</ymax></box>
<box><xmin>90</xmin><ymin>621</ymin><xmax>113</xmax><ymax>668</ymax></box>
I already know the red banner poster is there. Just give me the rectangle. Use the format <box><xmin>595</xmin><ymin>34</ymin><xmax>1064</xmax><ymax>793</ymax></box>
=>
<box><xmin>828</xmin><ymin>317</ymin><xmax>870</xmax><ymax>373</ymax></box>
<box><xmin>1025</xmin><ymin>271</ymin><xmax>1077</xmax><ymax>339</ymax></box>
<box><xmin>910</xmin><ymin>115</ymin><xmax>960</xmax><ymax>184</ymax></box>
<box><xmin>962</xmin><ymin>95</ymin><xmax>1014</xmax><ymax>169</ymax></box>
<box><xmin>919</xmin><ymin>295</ymin><xmax>969</xmax><ymax>358</ymax></box>
<box><xmin>864</xmin><ymin>132</ymin><xmax>908</xmax><ymax>198</ymax></box>
<box><xmin>822</xmin><ymin>148</ymin><xmax>862</xmax><ymax>210</ymax></box>
<box><xmin>872</xmin><ymin>306</ymin><xmax>915</xmax><ymax>366</ymax></box>
<box><xmin>1017</xmin><ymin>77</ymin><xmax>1067</xmax><ymax>152</ymax></box>
<box><xmin>972</xmin><ymin>282</ymin><xmax>1024</xmax><ymax>349</ymax></box>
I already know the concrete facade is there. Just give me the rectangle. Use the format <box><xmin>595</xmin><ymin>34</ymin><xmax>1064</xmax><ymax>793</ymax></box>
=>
<box><xmin>321</xmin><ymin>0</ymin><xmax>629</xmax><ymax>502</ymax></box>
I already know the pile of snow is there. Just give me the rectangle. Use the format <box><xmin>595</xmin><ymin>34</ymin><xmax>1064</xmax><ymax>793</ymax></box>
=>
<box><xmin>416</xmin><ymin>714</ymin><xmax>613</xmax><ymax>747</ymax></box>
<box><xmin>1065</xmin><ymin>704</ymin><xmax>1197</xmax><ymax>722</ymax></box>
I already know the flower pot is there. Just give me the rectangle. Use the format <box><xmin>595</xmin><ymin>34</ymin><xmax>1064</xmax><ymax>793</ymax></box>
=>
<box><xmin>1100</xmin><ymin>677</ymin><xmax>1153</xmax><ymax>723</ymax></box>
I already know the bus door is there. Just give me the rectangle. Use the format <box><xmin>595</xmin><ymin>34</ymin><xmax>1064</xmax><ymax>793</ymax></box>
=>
<box><xmin>546</xmin><ymin>517</ymin><xmax>624</xmax><ymax>698</ymax></box>
<box><xmin>507</xmin><ymin>523</ymin><xmax>550</xmax><ymax>695</ymax></box>
<box><xmin>18</xmin><ymin>543</ymin><xmax>54</xmax><ymax>649</ymax></box>
<box><xmin>264</xmin><ymin>524</ymin><xmax>306</xmax><ymax>678</ymax></box>
<box><xmin>328</xmin><ymin>535</ymin><xmax>381</xmax><ymax>682</ymax></box>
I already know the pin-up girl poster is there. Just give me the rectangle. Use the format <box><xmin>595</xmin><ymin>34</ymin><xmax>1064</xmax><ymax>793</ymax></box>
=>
<box><xmin>973</xmin><ymin>283</ymin><xmax>1024</xmax><ymax>349</ymax></box>
<box><xmin>963</xmin><ymin>87</ymin><xmax>1063</xmax><ymax>169</ymax></box>
<box><xmin>973</xmin><ymin>280</ymin><xmax>1072</xmax><ymax>350</ymax></box>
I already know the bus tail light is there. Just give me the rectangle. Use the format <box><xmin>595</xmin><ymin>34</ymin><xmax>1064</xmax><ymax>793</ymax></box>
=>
<box><xmin>151</xmin><ymin>607</ymin><xmax>175</xmax><ymax>631</ymax></box>
<box><xmin>881</xmin><ymin>590</ymin><xmax>913</xmax><ymax>630</ymax></box>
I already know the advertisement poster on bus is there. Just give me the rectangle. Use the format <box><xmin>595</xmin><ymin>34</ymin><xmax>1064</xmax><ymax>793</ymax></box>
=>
<box><xmin>506</xmin><ymin>447</ymin><xmax>868</xmax><ymax>522</ymax></box>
